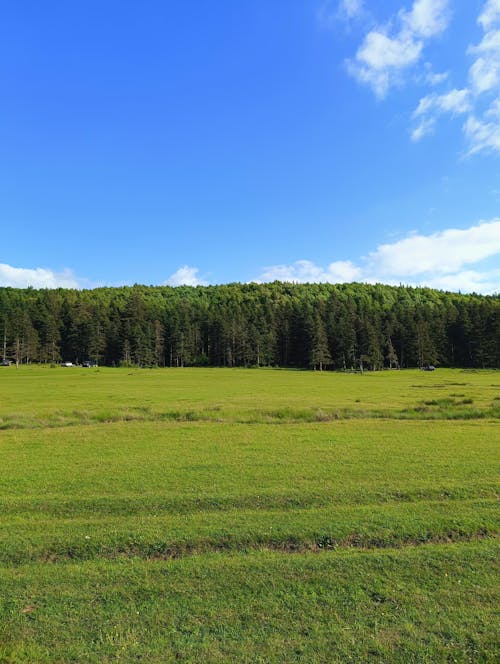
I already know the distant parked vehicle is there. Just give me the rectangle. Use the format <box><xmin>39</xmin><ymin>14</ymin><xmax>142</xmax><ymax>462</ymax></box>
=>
<box><xmin>422</xmin><ymin>365</ymin><xmax>436</xmax><ymax>371</ymax></box>
<box><xmin>82</xmin><ymin>361</ymin><xmax>98</xmax><ymax>367</ymax></box>
<box><xmin>62</xmin><ymin>362</ymin><xmax>74</xmax><ymax>367</ymax></box>
<box><xmin>1</xmin><ymin>359</ymin><xmax>12</xmax><ymax>366</ymax></box>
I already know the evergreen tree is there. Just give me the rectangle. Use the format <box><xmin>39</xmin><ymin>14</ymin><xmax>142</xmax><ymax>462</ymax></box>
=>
<box><xmin>310</xmin><ymin>312</ymin><xmax>332</xmax><ymax>371</ymax></box>
<box><xmin>0</xmin><ymin>283</ymin><xmax>497</xmax><ymax>370</ymax></box>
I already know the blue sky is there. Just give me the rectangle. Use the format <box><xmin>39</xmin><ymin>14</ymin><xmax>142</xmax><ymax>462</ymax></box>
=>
<box><xmin>0</xmin><ymin>0</ymin><xmax>499</xmax><ymax>293</ymax></box>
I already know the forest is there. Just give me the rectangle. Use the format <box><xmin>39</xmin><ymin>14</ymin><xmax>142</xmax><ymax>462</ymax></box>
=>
<box><xmin>0</xmin><ymin>282</ymin><xmax>498</xmax><ymax>370</ymax></box>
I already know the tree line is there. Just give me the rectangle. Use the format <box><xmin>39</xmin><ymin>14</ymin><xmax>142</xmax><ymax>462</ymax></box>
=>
<box><xmin>0</xmin><ymin>282</ymin><xmax>498</xmax><ymax>369</ymax></box>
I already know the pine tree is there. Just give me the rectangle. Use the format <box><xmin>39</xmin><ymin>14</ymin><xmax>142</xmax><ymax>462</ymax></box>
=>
<box><xmin>310</xmin><ymin>312</ymin><xmax>332</xmax><ymax>371</ymax></box>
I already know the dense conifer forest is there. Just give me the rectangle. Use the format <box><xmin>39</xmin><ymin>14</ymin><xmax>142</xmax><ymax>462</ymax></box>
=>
<box><xmin>0</xmin><ymin>282</ymin><xmax>498</xmax><ymax>369</ymax></box>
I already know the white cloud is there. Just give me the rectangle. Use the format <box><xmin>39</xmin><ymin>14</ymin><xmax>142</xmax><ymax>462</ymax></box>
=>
<box><xmin>487</xmin><ymin>96</ymin><xmax>500</xmax><ymax>116</ymax></box>
<box><xmin>468</xmin><ymin>29</ymin><xmax>500</xmax><ymax>94</ymax></box>
<box><xmin>414</xmin><ymin>88</ymin><xmax>471</xmax><ymax>116</ymax></box>
<box><xmin>478</xmin><ymin>0</ymin><xmax>500</xmax><ymax>30</ymax></box>
<box><xmin>401</xmin><ymin>0</ymin><xmax>450</xmax><ymax>38</ymax></box>
<box><xmin>258</xmin><ymin>259</ymin><xmax>361</xmax><ymax>284</ymax></box>
<box><xmin>411</xmin><ymin>116</ymin><xmax>436</xmax><ymax>141</ymax></box>
<box><xmin>318</xmin><ymin>0</ymin><xmax>365</xmax><ymax>27</ymax></box>
<box><xmin>405</xmin><ymin>2</ymin><xmax>500</xmax><ymax>153</ymax></box>
<box><xmin>411</xmin><ymin>88</ymin><xmax>471</xmax><ymax>140</ymax></box>
<box><xmin>472</xmin><ymin>27</ymin><xmax>500</xmax><ymax>53</ymax></box>
<box><xmin>341</xmin><ymin>0</ymin><xmax>500</xmax><ymax>155</ymax></box>
<box><xmin>421</xmin><ymin>269</ymin><xmax>500</xmax><ymax>293</ymax></box>
<box><xmin>421</xmin><ymin>63</ymin><xmax>449</xmax><ymax>86</ymax></box>
<box><xmin>437</xmin><ymin>88</ymin><xmax>472</xmax><ymax>113</ymax></box>
<box><xmin>325</xmin><ymin>260</ymin><xmax>363</xmax><ymax>282</ymax></box>
<box><xmin>460</xmin><ymin>4</ymin><xmax>500</xmax><ymax>154</ymax></box>
<box><xmin>0</xmin><ymin>263</ymin><xmax>81</xmax><ymax>289</ymax></box>
<box><xmin>470</xmin><ymin>55</ymin><xmax>500</xmax><ymax>95</ymax></box>
<box><xmin>366</xmin><ymin>220</ymin><xmax>500</xmax><ymax>276</ymax></box>
<box><xmin>339</xmin><ymin>0</ymin><xmax>364</xmax><ymax>20</ymax></box>
<box><xmin>337</xmin><ymin>0</ymin><xmax>365</xmax><ymax>19</ymax></box>
<box><xmin>464</xmin><ymin>112</ymin><xmax>500</xmax><ymax>154</ymax></box>
<box><xmin>427</xmin><ymin>71</ymin><xmax>449</xmax><ymax>85</ymax></box>
<box><xmin>349</xmin><ymin>31</ymin><xmax>423</xmax><ymax>98</ymax></box>
<box><xmin>357</xmin><ymin>31</ymin><xmax>422</xmax><ymax>70</ymax></box>
<box><xmin>164</xmin><ymin>265</ymin><xmax>208</xmax><ymax>287</ymax></box>
<box><xmin>346</xmin><ymin>0</ymin><xmax>450</xmax><ymax>98</ymax></box>
<box><xmin>255</xmin><ymin>220</ymin><xmax>500</xmax><ymax>294</ymax></box>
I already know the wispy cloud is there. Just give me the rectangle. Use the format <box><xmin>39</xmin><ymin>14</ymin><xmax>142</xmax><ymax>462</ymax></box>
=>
<box><xmin>255</xmin><ymin>219</ymin><xmax>500</xmax><ymax>294</ymax></box>
<box><xmin>411</xmin><ymin>116</ymin><xmax>436</xmax><ymax>141</ymax></box>
<box><xmin>164</xmin><ymin>265</ymin><xmax>208</xmax><ymax>287</ymax></box>
<box><xmin>478</xmin><ymin>0</ymin><xmax>500</xmax><ymax>31</ymax></box>
<box><xmin>411</xmin><ymin>88</ymin><xmax>472</xmax><ymax>140</ymax></box>
<box><xmin>421</xmin><ymin>62</ymin><xmax>449</xmax><ymax>86</ymax></box>
<box><xmin>346</xmin><ymin>0</ymin><xmax>450</xmax><ymax>98</ymax></box>
<box><xmin>409</xmin><ymin>1</ymin><xmax>500</xmax><ymax>154</ymax></box>
<box><xmin>0</xmin><ymin>263</ymin><xmax>82</xmax><ymax>289</ymax></box>
<box><xmin>464</xmin><ymin>107</ymin><xmax>500</xmax><ymax>154</ymax></box>
<box><xmin>463</xmin><ymin>3</ymin><xmax>500</xmax><ymax>154</ymax></box>
<box><xmin>318</xmin><ymin>0</ymin><xmax>365</xmax><ymax>28</ymax></box>
<box><xmin>338</xmin><ymin>0</ymin><xmax>365</xmax><ymax>20</ymax></box>
<box><xmin>468</xmin><ymin>28</ymin><xmax>500</xmax><ymax>95</ymax></box>
<box><xmin>342</xmin><ymin>1</ymin><xmax>500</xmax><ymax>155</ymax></box>
<box><xmin>414</xmin><ymin>88</ymin><xmax>472</xmax><ymax>116</ymax></box>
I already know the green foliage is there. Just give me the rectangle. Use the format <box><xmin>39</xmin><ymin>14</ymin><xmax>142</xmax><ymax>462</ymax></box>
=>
<box><xmin>0</xmin><ymin>282</ymin><xmax>498</xmax><ymax>368</ymax></box>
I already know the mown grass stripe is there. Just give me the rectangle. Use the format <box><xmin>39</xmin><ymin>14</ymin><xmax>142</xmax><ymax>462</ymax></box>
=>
<box><xmin>2</xmin><ymin>529</ymin><xmax>497</xmax><ymax>566</ymax></box>
<box><xmin>1</xmin><ymin>541</ymin><xmax>498</xmax><ymax>663</ymax></box>
<box><xmin>1</xmin><ymin>488</ymin><xmax>498</xmax><ymax>517</ymax></box>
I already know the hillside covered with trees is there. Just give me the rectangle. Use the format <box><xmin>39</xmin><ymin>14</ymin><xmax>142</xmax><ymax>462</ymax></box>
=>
<box><xmin>0</xmin><ymin>282</ymin><xmax>498</xmax><ymax>370</ymax></box>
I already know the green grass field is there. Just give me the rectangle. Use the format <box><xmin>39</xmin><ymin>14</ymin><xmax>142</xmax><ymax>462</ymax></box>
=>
<box><xmin>0</xmin><ymin>367</ymin><xmax>498</xmax><ymax>662</ymax></box>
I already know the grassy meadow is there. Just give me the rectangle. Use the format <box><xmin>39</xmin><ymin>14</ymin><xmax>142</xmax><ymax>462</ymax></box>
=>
<box><xmin>0</xmin><ymin>366</ymin><xmax>498</xmax><ymax>662</ymax></box>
